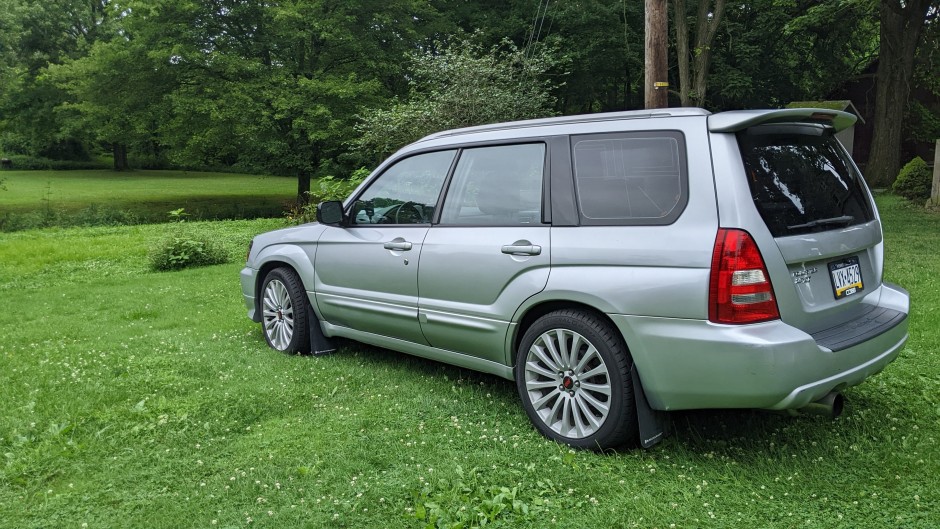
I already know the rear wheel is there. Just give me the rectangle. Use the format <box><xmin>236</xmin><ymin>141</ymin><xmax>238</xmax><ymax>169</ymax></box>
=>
<box><xmin>516</xmin><ymin>309</ymin><xmax>637</xmax><ymax>449</ymax></box>
<box><xmin>260</xmin><ymin>267</ymin><xmax>310</xmax><ymax>354</ymax></box>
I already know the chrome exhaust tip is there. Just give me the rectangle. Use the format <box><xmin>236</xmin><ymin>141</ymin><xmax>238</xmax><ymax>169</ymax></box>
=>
<box><xmin>798</xmin><ymin>391</ymin><xmax>844</xmax><ymax>419</ymax></box>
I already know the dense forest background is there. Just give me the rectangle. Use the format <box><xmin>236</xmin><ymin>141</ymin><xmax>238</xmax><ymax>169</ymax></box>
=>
<box><xmin>0</xmin><ymin>0</ymin><xmax>937</xmax><ymax>197</ymax></box>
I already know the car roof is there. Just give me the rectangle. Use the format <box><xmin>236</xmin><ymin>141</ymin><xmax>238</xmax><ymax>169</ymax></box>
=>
<box><xmin>405</xmin><ymin>107</ymin><xmax>856</xmax><ymax>154</ymax></box>
<box><xmin>414</xmin><ymin>108</ymin><xmax>711</xmax><ymax>143</ymax></box>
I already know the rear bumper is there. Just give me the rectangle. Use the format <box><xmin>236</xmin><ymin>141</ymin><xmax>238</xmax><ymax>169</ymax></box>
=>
<box><xmin>611</xmin><ymin>283</ymin><xmax>909</xmax><ymax>411</ymax></box>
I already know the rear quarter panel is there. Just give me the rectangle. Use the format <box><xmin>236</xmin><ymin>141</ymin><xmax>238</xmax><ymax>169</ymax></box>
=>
<box><xmin>545</xmin><ymin>116</ymin><xmax>718</xmax><ymax>318</ymax></box>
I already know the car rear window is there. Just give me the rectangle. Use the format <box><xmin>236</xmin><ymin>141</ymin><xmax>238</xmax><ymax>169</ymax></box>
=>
<box><xmin>737</xmin><ymin>124</ymin><xmax>875</xmax><ymax>237</ymax></box>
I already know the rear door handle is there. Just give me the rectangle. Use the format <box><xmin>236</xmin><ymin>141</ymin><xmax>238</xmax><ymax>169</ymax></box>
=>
<box><xmin>383</xmin><ymin>241</ymin><xmax>413</xmax><ymax>251</ymax></box>
<box><xmin>501</xmin><ymin>244</ymin><xmax>541</xmax><ymax>256</ymax></box>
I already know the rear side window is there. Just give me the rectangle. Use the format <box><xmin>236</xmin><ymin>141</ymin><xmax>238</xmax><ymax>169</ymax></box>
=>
<box><xmin>572</xmin><ymin>131</ymin><xmax>687</xmax><ymax>225</ymax></box>
<box><xmin>737</xmin><ymin>124</ymin><xmax>875</xmax><ymax>237</ymax></box>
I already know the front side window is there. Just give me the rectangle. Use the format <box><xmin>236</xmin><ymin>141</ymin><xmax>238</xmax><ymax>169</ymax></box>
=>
<box><xmin>572</xmin><ymin>132</ymin><xmax>687</xmax><ymax>224</ymax></box>
<box><xmin>438</xmin><ymin>143</ymin><xmax>546</xmax><ymax>225</ymax></box>
<box><xmin>351</xmin><ymin>150</ymin><xmax>456</xmax><ymax>225</ymax></box>
<box><xmin>737</xmin><ymin>125</ymin><xmax>874</xmax><ymax>237</ymax></box>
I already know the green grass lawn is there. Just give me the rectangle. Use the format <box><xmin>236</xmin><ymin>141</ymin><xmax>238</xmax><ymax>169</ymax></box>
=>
<box><xmin>0</xmin><ymin>195</ymin><xmax>937</xmax><ymax>528</ymax></box>
<box><xmin>0</xmin><ymin>169</ymin><xmax>296</xmax><ymax>230</ymax></box>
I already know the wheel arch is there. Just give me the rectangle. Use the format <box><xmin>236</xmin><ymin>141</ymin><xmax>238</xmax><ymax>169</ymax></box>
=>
<box><xmin>252</xmin><ymin>244</ymin><xmax>317</xmax><ymax>316</ymax></box>
<box><xmin>510</xmin><ymin>299</ymin><xmax>630</xmax><ymax>369</ymax></box>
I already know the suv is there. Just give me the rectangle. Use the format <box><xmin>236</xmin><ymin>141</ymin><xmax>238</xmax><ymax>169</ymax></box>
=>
<box><xmin>240</xmin><ymin>108</ymin><xmax>909</xmax><ymax>449</ymax></box>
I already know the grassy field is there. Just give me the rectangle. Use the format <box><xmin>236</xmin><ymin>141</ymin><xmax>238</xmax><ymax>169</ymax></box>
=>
<box><xmin>0</xmin><ymin>169</ymin><xmax>296</xmax><ymax>230</ymax></box>
<box><xmin>0</xmin><ymin>195</ymin><xmax>937</xmax><ymax>528</ymax></box>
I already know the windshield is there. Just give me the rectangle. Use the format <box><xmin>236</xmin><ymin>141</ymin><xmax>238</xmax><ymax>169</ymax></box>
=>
<box><xmin>737</xmin><ymin>124</ymin><xmax>875</xmax><ymax>237</ymax></box>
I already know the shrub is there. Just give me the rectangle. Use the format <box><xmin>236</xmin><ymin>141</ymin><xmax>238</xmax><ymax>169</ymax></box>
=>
<box><xmin>149</xmin><ymin>234</ymin><xmax>228</xmax><ymax>271</ymax></box>
<box><xmin>0</xmin><ymin>155</ymin><xmax>110</xmax><ymax>170</ymax></box>
<box><xmin>284</xmin><ymin>168</ymin><xmax>370</xmax><ymax>225</ymax></box>
<box><xmin>892</xmin><ymin>156</ymin><xmax>932</xmax><ymax>201</ymax></box>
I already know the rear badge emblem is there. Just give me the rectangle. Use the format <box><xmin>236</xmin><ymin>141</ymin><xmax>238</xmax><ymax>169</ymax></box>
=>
<box><xmin>792</xmin><ymin>266</ymin><xmax>818</xmax><ymax>285</ymax></box>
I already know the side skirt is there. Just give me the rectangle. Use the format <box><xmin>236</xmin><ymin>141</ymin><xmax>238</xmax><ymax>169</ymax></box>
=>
<box><xmin>320</xmin><ymin>322</ymin><xmax>515</xmax><ymax>380</ymax></box>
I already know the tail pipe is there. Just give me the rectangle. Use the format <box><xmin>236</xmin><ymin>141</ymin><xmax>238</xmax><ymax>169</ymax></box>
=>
<box><xmin>798</xmin><ymin>391</ymin><xmax>845</xmax><ymax>419</ymax></box>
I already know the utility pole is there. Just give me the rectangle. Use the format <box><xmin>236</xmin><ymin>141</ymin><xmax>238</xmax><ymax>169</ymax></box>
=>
<box><xmin>645</xmin><ymin>0</ymin><xmax>669</xmax><ymax>109</ymax></box>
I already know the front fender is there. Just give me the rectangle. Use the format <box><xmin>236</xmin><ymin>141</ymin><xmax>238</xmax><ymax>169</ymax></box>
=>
<box><xmin>251</xmin><ymin>243</ymin><xmax>319</xmax><ymax>316</ymax></box>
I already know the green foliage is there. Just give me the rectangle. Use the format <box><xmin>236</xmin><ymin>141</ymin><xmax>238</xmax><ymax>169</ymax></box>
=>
<box><xmin>892</xmin><ymin>156</ymin><xmax>933</xmax><ymax>201</ymax></box>
<box><xmin>706</xmin><ymin>0</ymin><xmax>879</xmax><ymax>108</ymax></box>
<box><xmin>410</xmin><ymin>465</ymin><xmax>575</xmax><ymax>528</ymax></box>
<box><xmin>0</xmin><ymin>154</ymin><xmax>109</xmax><ymax>170</ymax></box>
<box><xmin>149</xmin><ymin>233</ymin><xmax>228</xmax><ymax>271</ymax></box>
<box><xmin>167</xmin><ymin>208</ymin><xmax>190</xmax><ymax>223</ymax></box>
<box><xmin>284</xmin><ymin>168</ymin><xmax>369</xmax><ymax>224</ymax></box>
<box><xmin>316</xmin><ymin>168</ymin><xmax>371</xmax><ymax>202</ymax></box>
<box><xmin>355</xmin><ymin>36</ymin><xmax>561</xmax><ymax>161</ymax></box>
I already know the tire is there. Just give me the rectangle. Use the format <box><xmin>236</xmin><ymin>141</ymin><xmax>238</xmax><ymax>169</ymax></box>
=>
<box><xmin>260</xmin><ymin>267</ymin><xmax>311</xmax><ymax>354</ymax></box>
<box><xmin>515</xmin><ymin>309</ymin><xmax>637</xmax><ymax>449</ymax></box>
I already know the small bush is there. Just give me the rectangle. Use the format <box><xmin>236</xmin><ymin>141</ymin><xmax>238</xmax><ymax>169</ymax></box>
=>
<box><xmin>0</xmin><ymin>205</ymin><xmax>141</xmax><ymax>232</ymax></box>
<box><xmin>284</xmin><ymin>168</ymin><xmax>369</xmax><ymax>224</ymax></box>
<box><xmin>892</xmin><ymin>156</ymin><xmax>932</xmax><ymax>201</ymax></box>
<box><xmin>149</xmin><ymin>234</ymin><xmax>228</xmax><ymax>271</ymax></box>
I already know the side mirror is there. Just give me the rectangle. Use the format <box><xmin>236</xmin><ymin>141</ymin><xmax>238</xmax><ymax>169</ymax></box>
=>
<box><xmin>316</xmin><ymin>201</ymin><xmax>345</xmax><ymax>225</ymax></box>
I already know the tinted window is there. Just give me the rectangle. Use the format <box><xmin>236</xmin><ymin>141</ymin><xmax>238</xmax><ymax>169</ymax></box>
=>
<box><xmin>737</xmin><ymin>125</ymin><xmax>874</xmax><ymax>237</ymax></box>
<box><xmin>572</xmin><ymin>132</ymin><xmax>686</xmax><ymax>224</ymax></box>
<box><xmin>352</xmin><ymin>150</ymin><xmax>455</xmax><ymax>225</ymax></box>
<box><xmin>439</xmin><ymin>144</ymin><xmax>545</xmax><ymax>225</ymax></box>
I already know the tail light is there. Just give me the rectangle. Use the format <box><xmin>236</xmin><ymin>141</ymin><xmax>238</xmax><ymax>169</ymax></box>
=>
<box><xmin>709</xmin><ymin>228</ymin><xmax>779</xmax><ymax>324</ymax></box>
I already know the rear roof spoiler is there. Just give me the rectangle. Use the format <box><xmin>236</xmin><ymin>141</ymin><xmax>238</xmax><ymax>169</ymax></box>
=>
<box><xmin>708</xmin><ymin>108</ymin><xmax>856</xmax><ymax>133</ymax></box>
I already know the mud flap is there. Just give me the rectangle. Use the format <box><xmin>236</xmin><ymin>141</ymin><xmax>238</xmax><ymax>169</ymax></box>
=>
<box><xmin>307</xmin><ymin>301</ymin><xmax>336</xmax><ymax>355</ymax></box>
<box><xmin>631</xmin><ymin>366</ymin><xmax>668</xmax><ymax>449</ymax></box>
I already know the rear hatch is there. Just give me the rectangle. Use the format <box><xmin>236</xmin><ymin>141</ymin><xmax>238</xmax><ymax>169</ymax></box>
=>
<box><xmin>735</xmin><ymin>121</ymin><xmax>890</xmax><ymax>340</ymax></box>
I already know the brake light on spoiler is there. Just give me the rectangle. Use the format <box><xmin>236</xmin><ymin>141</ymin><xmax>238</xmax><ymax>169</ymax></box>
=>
<box><xmin>709</xmin><ymin>228</ymin><xmax>780</xmax><ymax>324</ymax></box>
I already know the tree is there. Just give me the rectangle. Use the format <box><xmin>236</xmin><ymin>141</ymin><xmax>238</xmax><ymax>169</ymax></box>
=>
<box><xmin>673</xmin><ymin>0</ymin><xmax>726</xmax><ymax>107</ymax></box>
<box><xmin>0</xmin><ymin>0</ymin><xmax>111</xmax><ymax>160</ymax></box>
<box><xmin>703</xmin><ymin>0</ymin><xmax>878</xmax><ymax>109</ymax></box>
<box><xmin>867</xmin><ymin>0</ymin><xmax>938</xmax><ymax>186</ymax></box>
<box><xmin>47</xmin><ymin>34</ymin><xmax>171</xmax><ymax>171</ymax></box>
<box><xmin>149</xmin><ymin>0</ymin><xmax>437</xmax><ymax>202</ymax></box>
<box><xmin>355</xmin><ymin>37</ymin><xmax>560</xmax><ymax>162</ymax></box>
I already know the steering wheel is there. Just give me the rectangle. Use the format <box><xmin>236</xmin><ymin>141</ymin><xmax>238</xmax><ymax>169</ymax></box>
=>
<box><xmin>394</xmin><ymin>201</ymin><xmax>425</xmax><ymax>224</ymax></box>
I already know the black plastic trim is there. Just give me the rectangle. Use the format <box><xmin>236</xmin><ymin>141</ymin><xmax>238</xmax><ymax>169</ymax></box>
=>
<box><xmin>811</xmin><ymin>307</ymin><xmax>907</xmax><ymax>352</ymax></box>
<box><xmin>549</xmin><ymin>135</ymin><xmax>579</xmax><ymax>226</ymax></box>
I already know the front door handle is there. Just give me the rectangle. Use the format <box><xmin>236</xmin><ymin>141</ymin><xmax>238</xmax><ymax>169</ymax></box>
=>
<box><xmin>501</xmin><ymin>244</ymin><xmax>541</xmax><ymax>256</ymax></box>
<box><xmin>383</xmin><ymin>241</ymin><xmax>413</xmax><ymax>251</ymax></box>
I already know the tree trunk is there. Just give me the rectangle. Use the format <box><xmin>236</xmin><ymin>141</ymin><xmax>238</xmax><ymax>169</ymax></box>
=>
<box><xmin>866</xmin><ymin>0</ymin><xmax>933</xmax><ymax>187</ymax></box>
<box><xmin>674</xmin><ymin>0</ymin><xmax>691</xmax><ymax>107</ymax></box>
<box><xmin>691</xmin><ymin>0</ymin><xmax>725</xmax><ymax>107</ymax></box>
<box><xmin>673</xmin><ymin>0</ymin><xmax>726</xmax><ymax>108</ymax></box>
<box><xmin>112</xmin><ymin>143</ymin><xmax>129</xmax><ymax>171</ymax></box>
<box><xmin>297</xmin><ymin>169</ymin><xmax>311</xmax><ymax>205</ymax></box>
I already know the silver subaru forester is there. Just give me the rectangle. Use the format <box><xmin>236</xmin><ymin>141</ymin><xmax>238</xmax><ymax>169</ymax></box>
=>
<box><xmin>240</xmin><ymin>108</ymin><xmax>909</xmax><ymax>449</ymax></box>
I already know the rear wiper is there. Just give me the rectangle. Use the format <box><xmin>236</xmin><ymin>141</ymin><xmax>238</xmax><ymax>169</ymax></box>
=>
<box><xmin>787</xmin><ymin>215</ymin><xmax>854</xmax><ymax>231</ymax></box>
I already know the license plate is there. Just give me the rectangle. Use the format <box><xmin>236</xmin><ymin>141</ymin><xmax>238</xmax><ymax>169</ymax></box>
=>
<box><xmin>828</xmin><ymin>256</ymin><xmax>864</xmax><ymax>299</ymax></box>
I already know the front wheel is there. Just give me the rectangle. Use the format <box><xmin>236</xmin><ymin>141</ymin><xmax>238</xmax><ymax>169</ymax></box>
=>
<box><xmin>260</xmin><ymin>267</ymin><xmax>311</xmax><ymax>354</ymax></box>
<box><xmin>515</xmin><ymin>309</ymin><xmax>637</xmax><ymax>449</ymax></box>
